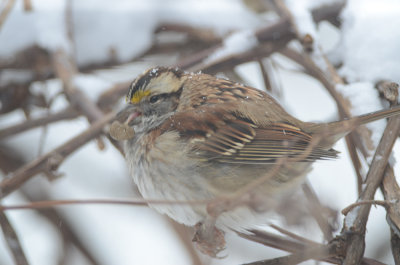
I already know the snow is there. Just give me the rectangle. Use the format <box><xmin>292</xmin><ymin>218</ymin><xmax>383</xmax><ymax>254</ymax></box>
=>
<box><xmin>72</xmin><ymin>74</ymin><xmax>114</xmax><ymax>102</ymax></box>
<box><xmin>284</xmin><ymin>0</ymin><xmax>344</xmax><ymax>71</ymax></box>
<box><xmin>0</xmin><ymin>0</ymin><xmax>399</xmax><ymax>264</ymax></box>
<box><xmin>336</xmin><ymin>0</ymin><xmax>400</xmax><ymax>84</ymax></box>
<box><xmin>284</xmin><ymin>0</ymin><xmax>318</xmax><ymax>40</ymax></box>
<box><xmin>0</xmin><ymin>0</ymin><xmax>262</xmax><ymax>67</ymax></box>
<box><xmin>205</xmin><ymin>29</ymin><xmax>259</xmax><ymax>64</ymax></box>
<box><xmin>336</xmin><ymin>82</ymin><xmax>387</xmax><ymax>152</ymax></box>
<box><xmin>344</xmin><ymin>204</ymin><xmax>359</xmax><ymax>229</ymax></box>
<box><xmin>2</xmin><ymin>193</ymin><xmax>62</xmax><ymax>265</ymax></box>
<box><xmin>33</xmin><ymin>0</ymin><xmax>70</xmax><ymax>53</ymax></box>
<box><xmin>0</xmin><ymin>0</ymin><xmax>70</xmax><ymax>56</ymax></box>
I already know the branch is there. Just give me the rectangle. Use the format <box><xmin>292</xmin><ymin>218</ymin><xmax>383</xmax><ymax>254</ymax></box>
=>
<box><xmin>168</xmin><ymin>221</ymin><xmax>203</xmax><ymax>265</ymax></box>
<box><xmin>378</xmin><ymin>86</ymin><xmax>400</xmax><ymax>263</ymax></box>
<box><xmin>176</xmin><ymin>2</ymin><xmax>344</xmax><ymax>72</ymax></box>
<box><xmin>0</xmin><ymin>79</ymin><xmax>129</xmax><ymax>141</ymax></box>
<box><xmin>242</xmin><ymin>244</ymin><xmax>336</xmax><ymax>265</ymax></box>
<box><xmin>0</xmin><ymin>147</ymin><xmax>101</xmax><ymax>265</ymax></box>
<box><xmin>52</xmin><ymin>49</ymin><xmax>124</xmax><ymax>155</ymax></box>
<box><xmin>273</xmin><ymin>3</ymin><xmax>399</xmax><ymax>263</ymax></box>
<box><xmin>0</xmin><ymin>0</ymin><xmax>15</xmax><ymax>30</ymax></box>
<box><xmin>239</xmin><ymin>229</ymin><xmax>385</xmax><ymax>265</ymax></box>
<box><xmin>302</xmin><ymin>183</ymin><xmax>335</xmax><ymax>241</ymax></box>
<box><xmin>0</xmin><ymin>211</ymin><xmax>29</xmax><ymax>265</ymax></box>
<box><xmin>0</xmin><ymin>107</ymin><xmax>78</xmax><ymax>140</ymax></box>
<box><xmin>0</xmin><ymin>112</ymin><xmax>115</xmax><ymax>198</ymax></box>
<box><xmin>279</xmin><ymin>48</ymin><xmax>367</xmax><ymax>194</ymax></box>
<box><xmin>341</xmin><ymin>114</ymin><xmax>400</xmax><ymax>264</ymax></box>
<box><xmin>390</xmin><ymin>228</ymin><xmax>400</xmax><ymax>264</ymax></box>
<box><xmin>53</xmin><ymin>50</ymin><xmax>103</xmax><ymax>122</ymax></box>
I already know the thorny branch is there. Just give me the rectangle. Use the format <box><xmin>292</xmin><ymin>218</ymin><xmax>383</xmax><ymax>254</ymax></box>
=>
<box><xmin>0</xmin><ymin>1</ymin><xmax>398</xmax><ymax>264</ymax></box>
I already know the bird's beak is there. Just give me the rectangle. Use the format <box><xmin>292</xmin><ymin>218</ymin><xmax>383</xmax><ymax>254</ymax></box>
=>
<box><xmin>115</xmin><ymin>105</ymin><xmax>142</xmax><ymax>126</ymax></box>
<box><xmin>109</xmin><ymin>105</ymin><xmax>141</xmax><ymax>141</ymax></box>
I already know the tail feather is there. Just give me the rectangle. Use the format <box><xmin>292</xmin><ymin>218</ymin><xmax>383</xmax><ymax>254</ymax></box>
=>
<box><xmin>305</xmin><ymin>105</ymin><xmax>400</xmax><ymax>147</ymax></box>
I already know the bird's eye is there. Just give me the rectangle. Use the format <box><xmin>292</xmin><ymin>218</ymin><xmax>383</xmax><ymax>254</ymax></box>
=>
<box><xmin>149</xmin><ymin>95</ymin><xmax>160</xmax><ymax>103</ymax></box>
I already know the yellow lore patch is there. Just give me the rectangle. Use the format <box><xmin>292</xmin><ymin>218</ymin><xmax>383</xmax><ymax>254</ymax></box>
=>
<box><xmin>128</xmin><ymin>90</ymin><xmax>151</xmax><ymax>104</ymax></box>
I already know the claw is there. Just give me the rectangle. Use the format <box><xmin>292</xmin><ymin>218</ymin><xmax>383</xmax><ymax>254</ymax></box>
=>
<box><xmin>192</xmin><ymin>221</ymin><xmax>226</xmax><ymax>258</ymax></box>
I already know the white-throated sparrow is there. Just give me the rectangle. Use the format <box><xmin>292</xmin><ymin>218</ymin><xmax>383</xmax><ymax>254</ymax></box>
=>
<box><xmin>112</xmin><ymin>67</ymin><xmax>400</xmax><ymax>255</ymax></box>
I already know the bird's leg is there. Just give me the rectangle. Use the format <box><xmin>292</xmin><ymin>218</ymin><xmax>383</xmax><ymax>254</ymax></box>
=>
<box><xmin>192</xmin><ymin>217</ymin><xmax>226</xmax><ymax>258</ymax></box>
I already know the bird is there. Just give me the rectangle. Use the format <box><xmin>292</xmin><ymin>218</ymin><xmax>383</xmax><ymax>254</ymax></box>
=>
<box><xmin>111</xmin><ymin>66</ymin><xmax>400</xmax><ymax>255</ymax></box>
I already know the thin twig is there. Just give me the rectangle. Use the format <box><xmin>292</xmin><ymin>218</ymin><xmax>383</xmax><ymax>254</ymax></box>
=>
<box><xmin>269</xmin><ymin>224</ymin><xmax>318</xmax><ymax>246</ymax></box>
<box><xmin>239</xmin><ymin>230</ymin><xmax>385</xmax><ymax>265</ymax></box>
<box><xmin>65</xmin><ymin>0</ymin><xmax>75</xmax><ymax>58</ymax></box>
<box><xmin>23</xmin><ymin>0</ymin><xmax>32</xmax><ymax>11</ymax></box>
<box><xmin>0</xmin><ymin>112</ymin><xmax>115</xmax><ymax>198</ymax></box>
<box><xmin>273</xmin><ymin>0</ymin><xmax>315</xmax><ymax>53</ymax></box>
<box><xmin>302</xmin><ymin>183</ymin><xmax>335</xmax><ymax>241</ymax></box>
<box><xmin>239</xmin><ymin>230</ymin><xmax>343</xmax><ymax>264</ymax></box>
<box><xmin>52</xmin><ymin>50</ymin><xmax>103</xmax><ymax>121</ymax></box>
<box><xmin>0</xmin><ymin>0</ymin><xmax>15</xmax><ymax>30</ymax></box>
<box><xmin>242</xmin><ymin>244</ymin><xmax>335</xmax><ymax>265</ymax></box>
<box><xmin>177</xmin><ymin>2</ymin><xmax>344</xmax><ymax>72</ymax></box>
<box><xmin>278</xmin><ymin>48</ymin><xmax>350</xmax><ymax>117</ymax></box>
<box><xmin>0</xmin><ymin>199</ymin><xmax>151</xmax><ymax>211</ymax></box>
<box><xmin>341</xmin><ymin>200</ymin><xmax>389</xmax><ymax>215</ymax></box>
<box><xmin>0</xmin><ymin>79</ymin><xmax>130</xmax><ymax>141</ymax></box>
<box><xmin>345</xmin><ymin>136</ymin><xmax>364</xmax><ymax>195</ymax></box>
<box><xmin>258</xmin><ymin>59</ymin><xmax>273</xmax><ymax>92</ymax></box>
<box><xmin>52</xmin><ymin>49</ymin><xmax>123</xmax><ymax>155</ymax></box>
<box><xmin>168</xmin><ymin>221</ymin><xmax>204</xmax><ymax>265</ymax></box>
<box><xmin>0</xmin><ymin>107</ymin><xmax>78</xmax><ymax>140</ymax></box>
<box><xmin>0</xmin><ymin>147</ymin><xmax>102</xmax><ymax>265</ymax></box>
<box><xmin>279</xmin><ymin>47</ymin><xmax>367</xmax><ymax>193</ymax></box>
<box><xmin>0</xmin><ymin>211</ymin><xmax>29</xmax><ymax>265</ymax></box>
<box><xmin>269</xmin><ymin>4</ymin><xmax>398</xmax><ymax>263</ymax></box>
<box><xmin>342</xmin><ymin>115</ymin><xmax>400</xmax><ymax>264</ymax></box>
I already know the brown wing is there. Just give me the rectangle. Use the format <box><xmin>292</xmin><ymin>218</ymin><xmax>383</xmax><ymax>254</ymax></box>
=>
<box><xmin>160</xmin><ymin>106</ymin><xmax>338</xmax><ymax>164</ymax></box>
<box><xmin>167</xmin><ymin>73</ymin><xmax>339</xmax><ymax>163</ymax></box>
<box><xmin>213</xmin><ymin>123</ymin><xmax>338</xmax><ymax>164</ymax></box>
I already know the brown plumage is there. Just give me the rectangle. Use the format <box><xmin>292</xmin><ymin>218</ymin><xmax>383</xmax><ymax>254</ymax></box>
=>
<box><xmin>113</xmin><ymin>66</ymin><xmax>400</xmax><ymax>255</ymax></box>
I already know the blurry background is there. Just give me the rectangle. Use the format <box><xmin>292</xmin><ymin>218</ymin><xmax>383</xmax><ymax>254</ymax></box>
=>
<box><xmin>0</xmin><ymin>0</ymin><xmax>400</xmax><ymax>264</ymax></box>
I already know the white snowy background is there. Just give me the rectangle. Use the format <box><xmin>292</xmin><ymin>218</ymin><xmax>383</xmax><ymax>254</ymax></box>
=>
<box><xmin>0</xmin><ymin>0</ymin><xmax>400</xmax><ymax>264</ymax></box>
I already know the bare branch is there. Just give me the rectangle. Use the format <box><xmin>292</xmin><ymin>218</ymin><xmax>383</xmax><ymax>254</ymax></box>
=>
<box><xmin>0</xmin><ymin>112</ymin><xmax>115</xmax><ymax>198</ymax></box>
<box><xmin>0</xmin><ymin>0</ymin><xmax>15</xmax><ymax>30</ymax></box>
<box><xmin>302</xmin><ymin>183</ymin><xmax>335</xmax><ymax>241</ymax></box>
<box><xmin>0</xmin><ymin>107</ymin><xmax>78</xmax><ymax>140</ymax></box>
<box><xmin>242</xmin><ymin>244</ymin><xmax>335</xmax><ymax>265</ymax></box>
<box><xmin>23</xmin><ymin>0</ymin><xmax>32</xmax><ymax>12</ymax></box>
<box><xmin>390</xmin><ymin>228</ymin><xmax>400</xmax><ymax>265</ymax></box>
<box><xmin>0</xmin><ymin>211</ymin><xmax>29</xmax><ymax>265</ymax></box>
<box><xmin>257</xmin><ymin>59</ymin><xmax>273</xmax><ymax>93</ymax></box>
<box><xmin>341</xmin><ymin>115</ymin><xmax>400</xmax><ymax>264</ymax></box>
<box><xmin>168</xmin><ymin>221</ymin><xmax>204</xmax><ymax>265</ymax></box>
<box><xmin>0</xmin><ymin>148</ymin><xmax>101</xmax><ymax>265</ymax></box>
<box><xmin>176</xmin><ymin>2</ymin><xmax>344</xmax><ymax>72</ymax></box>
<box><xmin>381</xmin><ymin>161</ymin><xmax>400</xmax><ymax>264</ymax></box>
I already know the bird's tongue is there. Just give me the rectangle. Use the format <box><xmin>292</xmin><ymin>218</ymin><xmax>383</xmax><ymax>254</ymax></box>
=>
<box><xmin>125</xmin><ymin>111</ymin><xmax>142</xmax><ymax>125</ymax></box>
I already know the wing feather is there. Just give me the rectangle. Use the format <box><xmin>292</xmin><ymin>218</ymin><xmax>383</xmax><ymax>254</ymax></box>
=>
<box><xmin>159</xmin><ymin>107</ymin><xmax>338</xmax><ymax>164</ymax></box>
